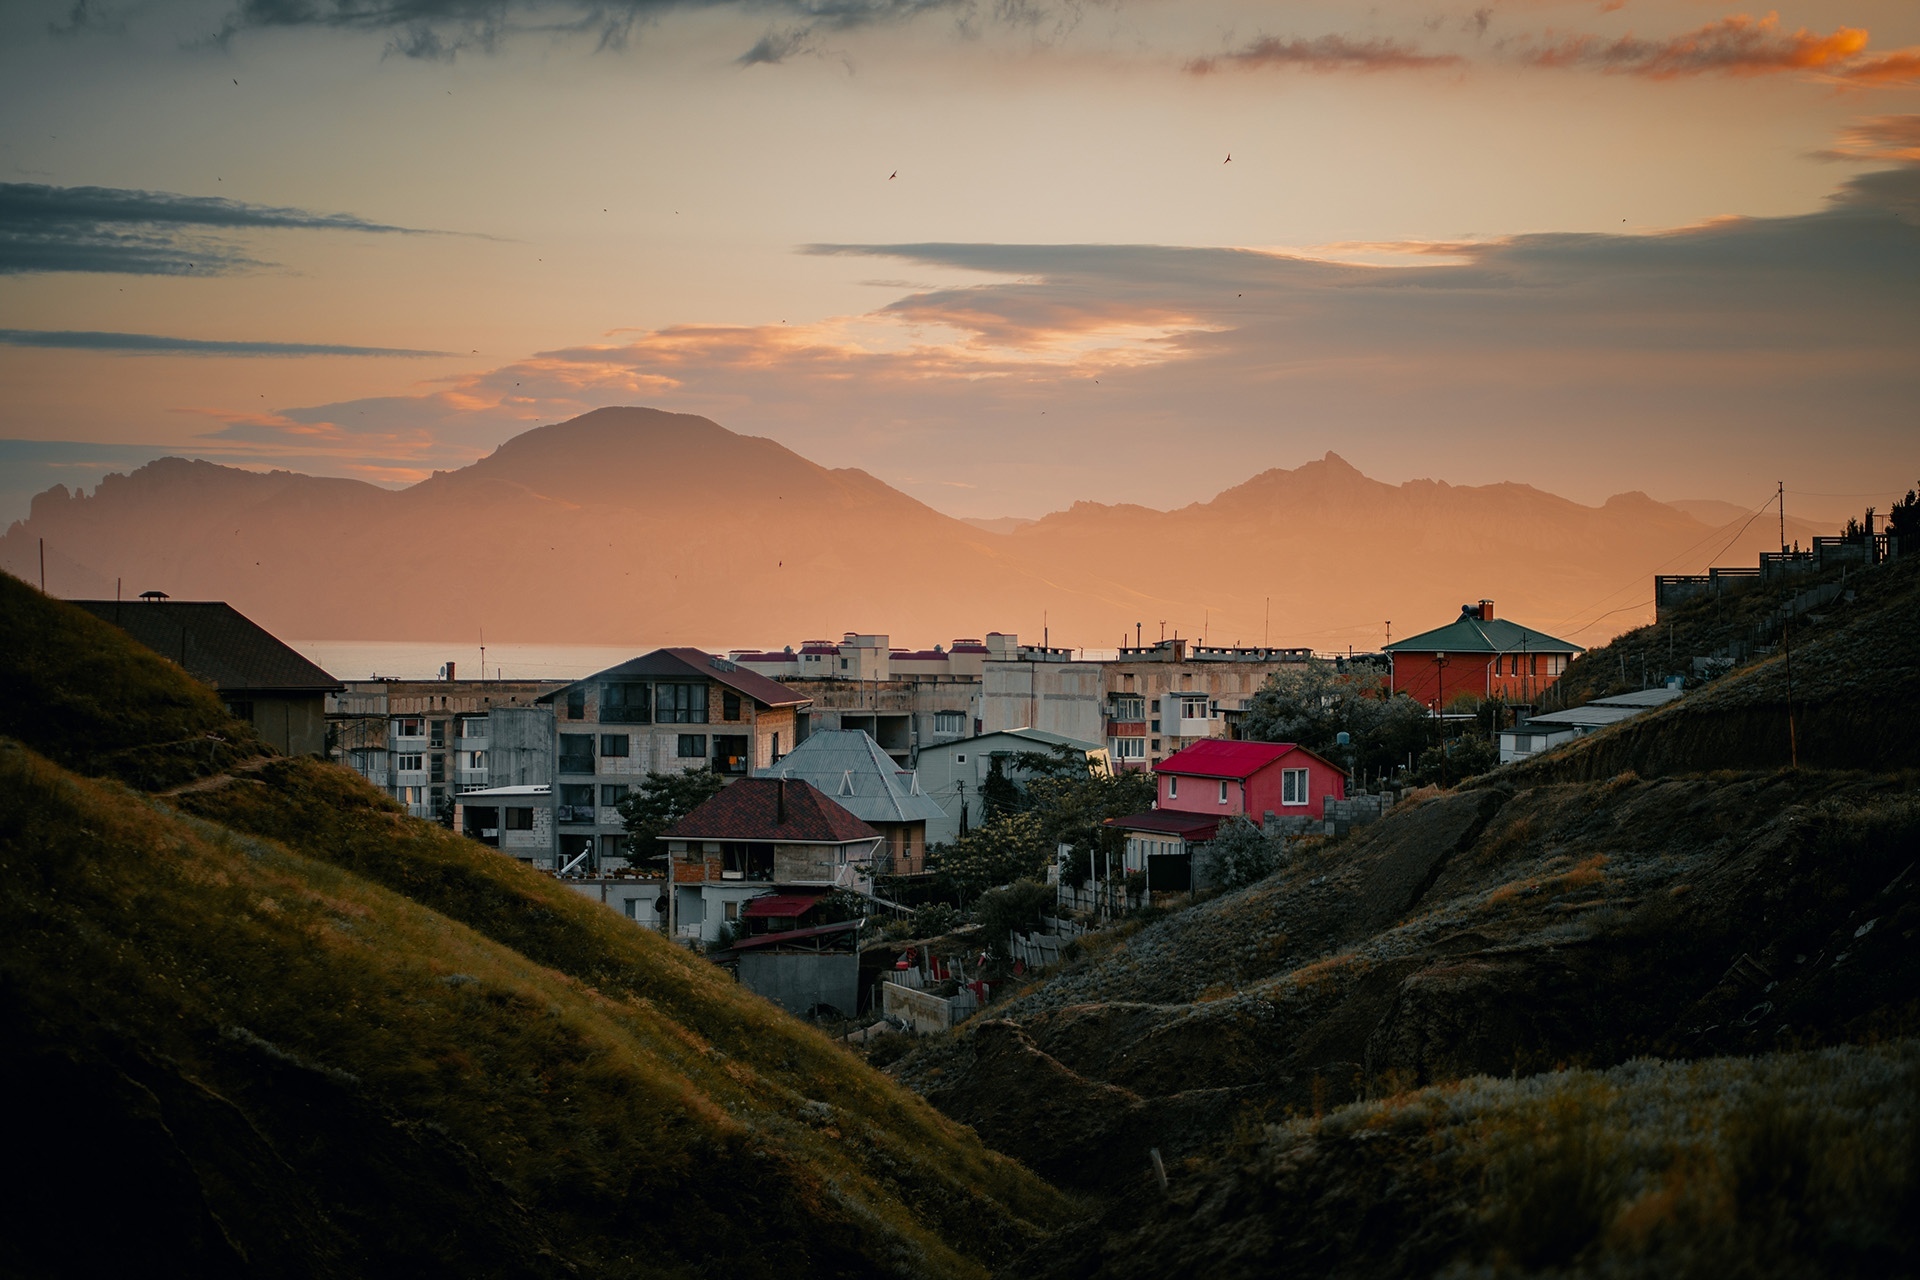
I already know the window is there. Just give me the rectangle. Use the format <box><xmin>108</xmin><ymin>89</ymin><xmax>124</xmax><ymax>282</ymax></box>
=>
<box><xmin>1168</xmin><ymin>776</ymin><xmax>1179</xmax><ymax>799</ymax></box>
<box><xmin>430</xmin><ymin>754</ymin><xmax>445</xmax><ymax>782</ymax></box>
<box><xmin>1282</xmin><ymin>768</ymin><xmax>1310</xmax><ymax>806</ymax></box>
<box><xmin>430</xmin><ymin>720</ymin><xmax>446</xmax><ymax>747</ymax></box>
<box><xmin>505</xmin><ymin>807</ymin><xmax>534</xmax><ymax>831</ymax></box>
<box><xmin>600</xmin><ymin>682</ymin><xmax>649</xmax><ymax>724</ymax></box>
<box><xmin>722</xmin><ymin>691</ymin><xmax>742</xmax><ymax>722</ymax></box>
<box><xmin>934</xmin><ymin>710</ymin><xmax>966</xmax><ymax>735</ymax></box>
<box><xmin>467</xmin><ymin>751</ymin><xmax>485</xmax><ymax>770</ymax></box>
<box><xmin>564</xmin><ymin>689</ymin><xmax>585</xmax><ymax>720</ymax></box>
<box><xmin>1151</xmin><ymin>718</ymin><xmax>1162</xmax><ymax>732</ymax></box>
<box><xmin>623</xmin><ymin>898</ymin><xmax>638</xmax><ymax>920</ymax></box>
<box><xmin>1182</xmin><ymin>696</ymin><xmax>1209</xmax><ymax>720</ymax></box>
<box><xmin>724</xmin><ymin>901</ymin><xmax>739</xmax><ymax>922</ymax></box>
<box><xmin>558</xmin><ymin>784</ymin><xmax>595</xmax><ymax>823</ymax></box>
<box><xmin>600</xmin><ymin>734</ymin><xmax>630</xmax><ymax>756</ymax></box>
<box><xmin>558</xmin><ymin>734</ymin><xmax>595</xmax><ymax>773</ymax></box>
<box><xmin>395</xmin><ymin>717</ymin><xmax>424</xmax><ymax>738</ymax></box>
<box><xmin>429</xmin><ymin>786</ymin><xmax>443</xmax><ymax>811</ymax></box>
<box><xmin>956</xmin><ymin>754</ymin><xmax>966</xmax><ymax>763</ymax></box>
<box><xmin>713</xmin><ymin>735</ymin><xmax>750</xmax><ymax>775</ymax></box>
<box><xmin>657</xmin><ymin>683</ymin><xmax>708</xmax><ymax>724</ymax></box>
<box><xmin>677</xmin><ymin>734</ymin><xmax>708</xmax><ymax>759</ymax></box>
<box><xmin>1219</xmin><ymin>780</ymin><xmax>1229</xmax><ymax>804</ymax></box>
<box><xmin>396</xmin><ymin>754</ymin><xmax>423</xmax><ymax>772</ymax></box>
<box><xmin>840</xmin><ymin>657</ymin><xmax>849</xmax><ymax>670</ymax></box>
<box><xmin>1111</xmin><ymin>696</ymin><xmax>1144</xmax><ymax>721</ymax></box>
<box><xmin>1114</xmin><ymin>737</ymin><xmax>1145</xmax><ymax>760</ymax></box>
<box><xmin>600</xmin><ymin>784</ymin><xmax>629</xmax><ymax>806</ymax></box>
<box><xmin>771</xmin><ymin>732</ymin><xmax>780</xmax><ymax>761</ymax></box>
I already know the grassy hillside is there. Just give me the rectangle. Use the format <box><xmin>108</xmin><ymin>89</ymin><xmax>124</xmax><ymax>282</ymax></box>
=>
<box><xmin>0</xmin><ymin>573</ymin><xmax>1070</xmax><ymax>1278</ymax></box>
<box><xmin>1021</xmin><ymin>1041</ymin><xmax>1920</xmax><ymax>1279</ymax></box>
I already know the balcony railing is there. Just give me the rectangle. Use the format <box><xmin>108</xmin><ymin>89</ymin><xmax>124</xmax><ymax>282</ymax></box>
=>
<box><xmin>555</xmin><ymin>805</ymin><xmax>597</xmax><ymax>824</ymax></box>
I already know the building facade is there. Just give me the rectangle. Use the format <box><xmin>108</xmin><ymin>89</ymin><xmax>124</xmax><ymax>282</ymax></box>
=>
<box><xmin>1384</xmin><ymin>601</ymin><xmax>1582</xmax><ymax>709</ymax></box>
<box><xmin>326</xmin><ymin>677</ymin><xmax>561</xmax><ymax>821</ymax></box>
<box><xmin>913</xmin><ymin>728</ymin><xmax>1109</xmax><ymax>847</ymax></box>
<box><xmin>1099</xmin><ymin>639</ymin><xmax>1321</xmax><ymax>769</ymax></box>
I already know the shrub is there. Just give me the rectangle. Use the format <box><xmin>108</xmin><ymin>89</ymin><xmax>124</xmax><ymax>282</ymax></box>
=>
<box><xmin>974</xmin><ymin>880</ymin><xmax>1054</xmax><ymax>956</ymax></box>
<box><xmin>1200</xmin><ymin>814</ymin><xmax>1289</xmax><ymax>891</ymax></box>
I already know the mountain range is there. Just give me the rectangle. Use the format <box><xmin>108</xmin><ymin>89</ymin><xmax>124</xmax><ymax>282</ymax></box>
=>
<box><xmin>1</xmin><ymin>406</ymin><xmax>1834</xmax><ymax>651</ymax></box>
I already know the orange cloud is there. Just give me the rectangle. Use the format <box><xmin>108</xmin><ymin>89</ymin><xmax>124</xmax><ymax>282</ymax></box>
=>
<box><xmin>1520</xmin><ymin>13</ymin><xmax>1868</xmax><ymax>78</ymax></box>
<box><xmin>1833</xmin><ymin>47</ymin><xmax>1920</xmax><ymax>88</ymax></box>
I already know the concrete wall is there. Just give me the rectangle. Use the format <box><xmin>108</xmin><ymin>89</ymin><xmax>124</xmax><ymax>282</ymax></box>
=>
<box><xmin>739</xmin><ymin>952</ymin><xmax>860</xmax><ymax>1018</ymax></box>
<box><xmin>980</xmin><ymin>661</ymin><xmax>1103</xmax><ymax>743</ymax></box>
<box><xmin>880</xmin><ymin>979</ymin><xmax>977</xmax><ymax>1033</ymax></box>
<box><xmin>248</xmin><ymin>693</ymin><xmax>326</xmax><ymax>757</ymax></box>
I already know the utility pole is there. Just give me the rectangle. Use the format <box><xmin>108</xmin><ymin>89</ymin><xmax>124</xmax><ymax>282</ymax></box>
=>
<box><xmin>1779</xmin><ymin>480</ymin><xmax>1786</xmax><ymax>555</ymax></box>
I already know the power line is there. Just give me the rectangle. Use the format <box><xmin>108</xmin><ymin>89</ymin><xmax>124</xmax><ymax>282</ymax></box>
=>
<box><xmin>1548</xmin><ymin>491</ymin><xmax>1779</xmax><ymax>635</ymax></box>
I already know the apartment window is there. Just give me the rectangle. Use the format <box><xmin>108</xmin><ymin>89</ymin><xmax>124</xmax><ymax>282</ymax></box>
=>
<box><xmin>429</xmin><ymin>786</ymin><xmax>444</xmax><ymax>812</ymax></box>
<box><xmin>677</xmin><ymin>734</ymin><xmax>708</xmax><ymax>759</ymax></box>
<box><xmin>1113</xmin><ymin>737</ymin><xmax>1145</xmax><ymax>760</ymax></box>
<box><xmin>430</xmin><ymin>754</ymin><xmax>445</xmax><ymax>782</ymax></box>
<box><xmin>840</xmin><ymin>658</ymin><xmax>850</xmax><ymax>670</ymax></box>
<box><xmin>771</xmin><ymin>732</ymin><xmax>780</xmax><ymax>762</ymax></box>
<box><xmin>657</xmin><ymin>683</ymin><xmax>708</xmax><ymax>724</ymax></box>
<box><xmin>505</xmin><ymin>808</ymin><xmax>534</xmax><ymax>831</ymax></box>
<box><xmin>600</xmin><ymin>682</ymin><xmax>650</xmax><ymax>724</ymax></box>
<box><xmin>468</xmin><ymin>751</ymin><xmax>485</xmax><ymax>770</ymax></box>
<box><xmin>713</xmin><ymin>735</ymin><xmax>750</xmax><ymax>775</ymax></box>
<box><xmin>600</xmin><ymin>784</ymin><xmax>629</xmax><ymax>806</ymax></box>
<box><xmin>1218</xmin><ymin>779</ymin><xmax>1229</xmax><ymax>805</ymax></box>
<box><xmin>1111</xmin><ymin>696</ymin><xmax>1144</xmax><ymax>721</ymax></box>
<box><xmin>1151</xmin><ymin>719</ymin><xmax>1162</xmax><ymax>732</ymax></box>
<box><xmin>623</xmin><ymin>898</ymin><xmax>638</xmax><ymax>920</ymax></box>
<box><xmin>600</xmin><ymin>734</ymin><xmax>630</xmax><ymax>757</ymax></box>
<box><xmin>934</xmin><ymin>710</ymin><xmax>966</xmax><ymax>735</ymax></box>
<box><xmin>1182</xmin><ymin>696</ymin><xmax>1209</xmax><ymax>720</ymax></box>
<box><xmin>1282</xmin><ymin>768</ymin><xmax>1310</xmax><ymax>806</ymax></box>
<box><xmin>724</xmin><ymin>901</ymin><xmax>739</xmax><ymax>922</ymax></box>
<box><xmin>430</xmin><ymin>720</ymin><xmax>446</xmax><ymax>747</ymax></box>
<box><xmin>564</xmin><ymin>689</ymin><xmax>585</xmax><ymax>721</ymax></box>
<box><xmin>558</xmin><ymin>784</ymin><xmax>595</xmax><ymax>822</ymax></box>
<box><xmin>396</xmin><ymin>754</ymin><xmax>423</xmax><ymax>772</ymax></box>
<box><xmin>1151</xmin><ymin>739</ymin><xmax>1161</xmax><ymax>752</ymax></box>
<box><xmin>558</xmin><ymin>734</ymin><xmax>595</xmax><ymax>773</ymax></box>
<box><xmin>1169</xmin><ymin>777</ymin><xmax>1179</xmax><ymax>799</ymax></box>
<box><xmin>395</xmin><ymin>717</ymin><xmax>424</xmax><ymax>738</ymax></box>
<box><xmin>721</xmin><ymin>691</ymin><xmax>742</xmax><ymax>722</ymax></box>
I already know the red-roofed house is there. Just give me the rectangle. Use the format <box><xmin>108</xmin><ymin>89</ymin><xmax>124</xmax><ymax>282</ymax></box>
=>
<box><xmin>659</xmin><ymin>777</ymin><xmax>883</xmax><ymax>943</ymax></box>
<box><xmin>1103</xmin><ymin>739</ymin><xmax>1347</xmax><ymax>890</ymax></box>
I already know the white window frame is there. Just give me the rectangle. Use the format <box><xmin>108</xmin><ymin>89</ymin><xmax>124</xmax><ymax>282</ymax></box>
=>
<box><xmin>1281</xmin><ymin>767</ymin><xmax>1310</xmax><ymax>806</ymax></box>
<box><xmin>1218</xmin><ymin>779</ymin><xmax>1229</xmax><ymax>805</ymax></box>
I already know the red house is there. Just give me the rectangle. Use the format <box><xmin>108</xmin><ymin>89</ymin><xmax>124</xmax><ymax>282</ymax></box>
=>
<box><xmin>1384</xmin><ymin>600</ymin><xmax>1583</xmax><ymax>710</ymax></box>
<box><xmin>1104</xmin><ymin>740</ymin><xmax>1348</xmax><ymax>888</ymax></box>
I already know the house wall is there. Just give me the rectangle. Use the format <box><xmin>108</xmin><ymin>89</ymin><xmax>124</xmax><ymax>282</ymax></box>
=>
<box><xmin>1391</xmin><ymin>651</ymin><xmax>1568</xmax><ymax>709</ymax></box>
<box><xmin>245</xmin><ymin>693</ymin><xmax>326</xmax><ymax>757</ymax></box>
<box><xmin>738</xmin><ymin>953</ymin><xmax>860</xmax><ymax>1018</ymax></box>
<box><xmin>1157</xmin><ymin>754</ymin><xmax>1347</xmax><ymax>822</ymax></box>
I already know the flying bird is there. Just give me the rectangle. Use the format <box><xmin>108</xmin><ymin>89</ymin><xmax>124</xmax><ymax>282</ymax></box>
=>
<box><xmin>889</xmin><ymin>171</ymin><xmax>897</xmax><ymax>180</ymax></box>
<box><xmin>1224</xmin><ymin>153</ymin><xmax>1231</xmax><ymax>163</ymax></box>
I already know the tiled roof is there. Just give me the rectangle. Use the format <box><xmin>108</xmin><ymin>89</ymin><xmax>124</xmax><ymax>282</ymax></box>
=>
<box><xmin>1152</xmin><ymin>739</ymin><xmax>1300</xmax><ymax>779</ymax></box>
<box><xmin>667</xmin><ymin>777</ymin><xmax>880</xmax><ymax>844</ymax></box>
<box><xmin>770</xmin><ymin>730</ymin><xmax>948</xmax><ymax>825</ymax></box>
<box><xmin>1384</xmin><ymin>613</ymin><xmax>1582</xmax><ymax>656</ymax></box>
<box><xmin>538</xmin><ymin>648</ymin><xmax>809</xmax><ymax>708</ymax></box>
<box><xmin>71</xmin><ymin>600</ymin><xmax>340</xmax><ymax>693</ymax></box>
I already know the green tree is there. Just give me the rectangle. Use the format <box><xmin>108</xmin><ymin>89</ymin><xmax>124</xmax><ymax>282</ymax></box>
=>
<box><xmin>615</xmin><ymin>767</ymin><xmax>726</xmax><ymax>864</ymax></box>
<box><xmin>934</xmin><ymin>812</ymin><xmax>1049</xmax><ymax>901</ymax></box>
<box><xmin>1199</xmin><ymin>814</ymin><xmax>1289</xmax><ymax>891</ymax></box>
<box><xmin>980</xmin><ymin>754</ymin><xmax>1026</xmax><ymax>822</ymax></box>
<box><xmin>974</xmin><ymin>879</ymin><xmax>1054</xmax><ymax>957</ymax></box>
<box><xmin>1242</xmin><ymin>660</ymin><xmax>1436</xmax><ymax>781</ymax></box>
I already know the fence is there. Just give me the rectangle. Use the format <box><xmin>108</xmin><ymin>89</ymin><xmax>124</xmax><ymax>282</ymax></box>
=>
<box><xmin>880</xmin><ymin>980</ymin><xmax>979</xmax><ymax>1034</ymax></box>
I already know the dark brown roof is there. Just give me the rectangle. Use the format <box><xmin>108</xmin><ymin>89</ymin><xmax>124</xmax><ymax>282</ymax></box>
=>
<box><xmin>70</xmin><ymin>600</ymin><xmax>340</xmax><ymax>693</ymax></box>
<box><xmin>667</xmin><ymin>778</ymin><xmax>879</xmax><ymax>844</ymax></box>
<box><xmin>539</xmin><ymin>647</ymin><xmax>808</xmax><ymax>709</ymax></box>
<box><xmin>1102</xmin><ymin>810</ymin><xmax>1221</xmax><ymax>840</ymax></box>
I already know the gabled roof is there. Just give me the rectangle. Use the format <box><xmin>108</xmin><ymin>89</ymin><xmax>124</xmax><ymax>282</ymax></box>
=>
<box><xmin>770</xmin><ymin>730</ymin><xmax>947</xmax><ymax>825</ymax></box>
<box><xmin>1384</xmin><ymin>614</ymin><xmax>1582</xmax><ymax>656</ymax></box>
<box><xmin>537</xmin><ymin>647</ymin><xmax>809</xmax><ymax>709</ymax></box>
<box><xmin>666</xmin><ymin>777</ymin><xmax>880</xmax><ymax>844</ymax></box>
<box><xmin>1152</xmin><ymin>739</ymin><xmax>1336</xmax><ymax>780</ymax></box>
<box><xmin>918</xmin><ymin>727</ymin><xmax>1103</xmax><ymax>756</ymax></box>
<box><xmin>71</xmin><ymin>600</ymin><xmax>340</xmax><ymax>693</ymax></box>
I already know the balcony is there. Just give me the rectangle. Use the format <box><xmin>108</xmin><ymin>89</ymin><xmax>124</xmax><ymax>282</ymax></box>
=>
<box><xmin>557</xmin><ymin>755</ymin><xmax>595</xmax><ymax>775</ymax></box>
<box><xmin>555</xmin><ymin>805</ymin><xmax>597</xmax><ymax>824</ymax></box>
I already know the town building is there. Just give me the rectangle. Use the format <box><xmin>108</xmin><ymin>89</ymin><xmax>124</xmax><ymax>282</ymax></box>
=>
<box><xmin>451</xmin><ymin>783</ymin><xmax>553</xmax><ymax>863</ymax></box>
<box><xmin>913</xmin><ymin>728</ymin><xmax>1109</xmax><ymax>847</ymax></box>
<box><xmin>661</xmin><ymin>777</ymin><xmax>884</xmax><ymax>945</ymax></box>
<box><xmin>1383</xmin><ymin>601</ymin><xmax>1582</xmax><ymax>709</ymax></box>
<box><xmin>766</xmin><ymin>729</ymin><xmax>947</xmax><ymax>875</ymax></box>
<box><xmin>1498</xmin><ymin>686</ymin><xmax>1683</xmax><ymax>764</ymax></box>
<box><xmin>1099</xmin><ymin>638</ymin><xmax>1321</xmax><ymax>769</ymax></box>
<box><xmin>536</xmin><ymin>649</ymin><xmax>811</xmax><ymax>872</ymax></box>
<box><xmin>72</xmin><ymin>598</ymin><xmax>341</xmax><ymax>756</ymax></box>
<box><xmin>731</xmin><ymin>631</ymin><xmax>1103</xmax><ymax>765</ymax></box>
<box><xmin>1106</xmin><ymin>739</ymin><xmax>1348</xmax><ymax>886</ymax></box>
<box><xmin>326</xmin><ymin>676</ymin><xmax>561</xmax><ymax>821</ymax></box>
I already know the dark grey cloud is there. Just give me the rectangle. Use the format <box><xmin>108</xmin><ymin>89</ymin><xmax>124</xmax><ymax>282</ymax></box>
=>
<box><xmin>0</xmin><ymin>329</ymin><xmax>453</xmax><ymax>356</ymax></box>
<box><xmin>0</xmin><ymin>182</ymin><xmax>434</xmax><ymax>276</ymax></box>
<box><xmin>196</xmin><ymin>0</ymin><xmax>965</xmax><ymax>60</ymax></box>
<box><xmin>1186</xmin><ymin>33</ymin><xmax>1463</xmax><ymax>75</ymax></box>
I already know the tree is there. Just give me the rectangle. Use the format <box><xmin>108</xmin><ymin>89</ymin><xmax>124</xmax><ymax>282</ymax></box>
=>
<box><xmin>1199</xmin><ymin>814</ymin><xmax>1288</xmax><ymax>891</ymax></box>
<box><xmin>980</xmin><ymin>754</ymin><xmax>1026</xmax><ymax>822</ymax></box>
<box><xmin>933</xmin><ymin>812</ymin><xmax>1049</xmax><ymax>901</ymax></box>
<box><xmin>974</xmin><ymin>880</ymin><xmax>1054</xmax><ymax>956</ymax></box>
<box><xmin>1241</xmin><ymin>660</ymin><xmax>1436</xmax><ymax>781</ymax></box>
<box><xmin>1890</xmin><ymin>486</ymin><xmax>1920</xmax><ymax>542</ymax></box>
<box><xmin>615</xmin><ymin>767</ymin><xmax>726</xmax><ymax>864</ymax></box>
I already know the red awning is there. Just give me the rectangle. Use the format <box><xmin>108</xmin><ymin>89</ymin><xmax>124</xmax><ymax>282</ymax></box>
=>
<box><xmin>743</xmin><ymin>893</ymin><xmax>824</xmax><ymax>919</ymax></box>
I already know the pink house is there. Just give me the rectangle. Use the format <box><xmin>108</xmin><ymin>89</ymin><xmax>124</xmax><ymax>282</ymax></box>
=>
<box><xmin>1154</xmin><ymin>739</ymin><xmax>1347</xmax><ymax>823</ymax></box>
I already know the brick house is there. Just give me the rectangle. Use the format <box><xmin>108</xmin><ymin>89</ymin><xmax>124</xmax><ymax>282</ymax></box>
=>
<box><xmin>536</xmin><ymin>649</ymin><xmax>811</xmax><ymax>871</ymax></box>
<box><xmin>1384</xmin><ymin>600</ymin><xmax>1582</xmax><ymax>709</ymax></box>
<box><xmin>660</xmin><ymin>777</ymin><xmax>883</xmax><ymax>944</ymax></box>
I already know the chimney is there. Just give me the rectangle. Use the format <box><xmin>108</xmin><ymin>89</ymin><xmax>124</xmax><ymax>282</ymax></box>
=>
<box><xmin>776</xmin><ymin>778</ymin><xmax>787</xmax><ymax>824</ymax></box>
<box><xmin>1478</xmin><ymin>600</ymin><xmax>1494</xmax><ymax>621</ymax></box>
<box><xmin>444</xmin><ymin>660</ymin><xmax>456</xmax><ymax>681</ymax></box>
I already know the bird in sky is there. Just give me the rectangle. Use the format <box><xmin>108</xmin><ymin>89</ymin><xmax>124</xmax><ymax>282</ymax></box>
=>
<box><xmin>1224</xmin><ymin>153</ymin><xmax>1231</xmax><ymax>163</ymax></box>
<box><xmin>889</xmin><ymin>171</ymin><xmax>897</xmax><ymax>180</ymax></box>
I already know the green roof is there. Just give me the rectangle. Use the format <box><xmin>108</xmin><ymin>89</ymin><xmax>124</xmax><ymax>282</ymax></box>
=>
<box><xmin>1384</xmin><ymin>613</ymin><xmax>1582</xmax><ymax>656</ymax></box>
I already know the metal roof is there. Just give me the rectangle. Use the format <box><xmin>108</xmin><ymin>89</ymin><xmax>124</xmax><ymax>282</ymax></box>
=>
<box><xmin>725</xmin><ymin>919</ymin><xmax>861</xmax><ymax>952</ymax></box>
<box><xmin>916</xmin><ymin>727</ymin><xmax>1104</xmax><ymax>757</ymax></box>
<box><xmin>666</xmin><ymin>777</ymin><xmax>880</xmax><ymax>844</ymax></box>
<box><xmin>1590</xmin><ymin>688</ymin><xmax>1684</xmax><ymax>708</ymax></box>
<box><xmin>450</xmin><ymin>784</ymin><xmax>550</xmax><ymax>799</ymax></box>
<box><xmin>770</xmin><ymin>730</ymin><xmax>948</xmax><ymax>826</ymax></box>
<box><xmin>1384</xmin><ymin>613</ymin><xmax>1582</xmax><ymax>656</ymax></box>
<box><xmin>1103</xmin><ymin>811</ymin><xmax>1221</xmax><ymax>840</ymax></box>
<box><xmin>1522</xmin><ymin>704</ymin><xmax>1648</xmax><ymax>729</ymax></box>
<box><xmin>71</xmin><ymin>599</ymin><xmax>341</xmax><ymax>693</ymax></box>
<box><xmin>537</xmin><ymin>647</ymin><xmax>809</xmax><ymax>709</ymax></box>
<box><xmin>1152</xmin><ymin>739</ymin><xmax>1298</xmax><ymax>779</ymax></box>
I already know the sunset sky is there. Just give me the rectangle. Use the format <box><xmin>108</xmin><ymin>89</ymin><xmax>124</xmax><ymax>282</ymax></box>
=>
<box><xmin>2</xmin><ymin>0</ymin><xmax>1917</xmax><ymax>526</ymax></box>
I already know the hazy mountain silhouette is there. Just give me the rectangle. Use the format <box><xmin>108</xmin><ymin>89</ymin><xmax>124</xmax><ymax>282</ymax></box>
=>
<box><xmin>0</xmin><ymin>408</ymin><xmax>1830</xmax><ymax>650</ymax></box>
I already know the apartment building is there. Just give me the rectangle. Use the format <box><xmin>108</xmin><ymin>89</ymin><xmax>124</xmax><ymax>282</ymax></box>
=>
<box><xmin>1101</xmin><ymin>639</ymin><xmax>1318</xmax><ymax>768</ymax></box>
